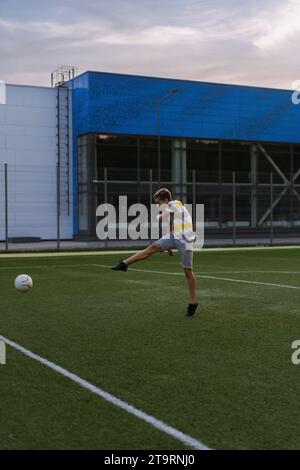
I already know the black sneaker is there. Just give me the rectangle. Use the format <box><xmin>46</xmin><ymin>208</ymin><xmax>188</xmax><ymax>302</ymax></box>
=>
<box><xmin>185</xmin><ymin>303</ymin><xmax>198</xmax><ymax>317</ymax></box>
<box><xmin>111</xmin><ymin>261</ymin><xmax>128</xmax><ymax>271</ymax></box>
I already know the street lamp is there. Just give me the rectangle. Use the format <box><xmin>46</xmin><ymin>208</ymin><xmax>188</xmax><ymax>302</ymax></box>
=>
<box><xmin>157</xmin><ymin>88</ymin><xmax>178</xmax><ymax>184</ymax></box>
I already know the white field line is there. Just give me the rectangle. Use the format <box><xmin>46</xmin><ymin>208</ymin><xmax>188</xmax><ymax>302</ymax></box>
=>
<box><xmin>0</xmin><ymin>335</ymin><xmax>209</xmax><ymax>451</ymax></box>
<box><xmin>0</xmin><ymin>251</ymin><xmax>137</xmax><ymax>259</ymax></box>
<box><xmin>1</xmin><ymin>263</ymin><xmax>300</xmax><ymax>276</ymax></box>
<box><xmin>0</xmin><ymin>263</ymin><xmax>299</xmax><ymax>288</ymax></box>
<box><xmin>0</xmin><ymin>264</ymin><xmax>91</xmax><ymax>270</ymax></box>
<box><xmin>193</xmin><ymin>271</ymin><xmax>300</xmax><ymax>274</ymax></box>
<box><xmin>1</xmin><ymin>264</ymin><xmax>300</xmax><ymax>277</ymax></box>
<box><xmin>0</xmin><ymin>263</ymin><xmax>300</xmax><ymax>276</ymax></box>
<box><xmin>195</xmin><ymin>274</ymin><xmax>300</xmax><ymax>290</ymax></box>
<box><xmin>93</xmin><ymin>265</ymin><xmax>300</xmax><ymax>290</ymax></box>
<box><xmin>0</xmin><ymin>244</ymin><xmax>300</xmax><ymax>259</ymax></box>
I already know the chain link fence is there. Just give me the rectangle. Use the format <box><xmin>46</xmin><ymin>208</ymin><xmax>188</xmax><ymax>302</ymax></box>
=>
<box><xmin>1</xmin><ymin>163</ymin><xmax>300</xmax><ymax>252</ymax></box>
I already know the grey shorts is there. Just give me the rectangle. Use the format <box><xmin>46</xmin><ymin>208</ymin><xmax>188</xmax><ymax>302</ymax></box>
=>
<box><xmin>155</xmin><ymin>234</ymin><xmax>193</xmax><ymax>269</ymax></box>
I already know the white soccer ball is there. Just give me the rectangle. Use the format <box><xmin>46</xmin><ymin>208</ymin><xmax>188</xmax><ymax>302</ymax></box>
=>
<box><xmin>14</xmin><ymin>274</ymin><xmax>33</xmax><ymax>293</ymax></box>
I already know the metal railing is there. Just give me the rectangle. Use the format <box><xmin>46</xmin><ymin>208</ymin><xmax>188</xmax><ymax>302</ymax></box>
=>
<box><xmin>1</xmin><ymin>164</ymin><xmax>300</xmax><ymax>251</ymax></box>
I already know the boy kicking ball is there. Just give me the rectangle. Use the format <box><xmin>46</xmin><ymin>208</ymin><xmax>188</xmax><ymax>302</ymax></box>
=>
<box><xmin>112</xmin><ymin>188</ymin><xmax>198</xmax><ymax>317</ymax></box>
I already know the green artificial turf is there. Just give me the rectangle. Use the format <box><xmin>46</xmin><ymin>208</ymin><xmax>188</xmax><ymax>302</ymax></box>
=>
<box><xmin>0</xmin><ymin>247</ymin><xmax>300</xmax><ymax>449</ymax></box>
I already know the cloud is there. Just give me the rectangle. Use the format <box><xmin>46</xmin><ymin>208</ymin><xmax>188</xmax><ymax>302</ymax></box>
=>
<box><xmin>1</xmin><ymin>0</ymin><xmax>300</xmax><ymax>90</ymax></box>
<box><xmin>0</xmin><ymin>17</ymin><xmax>106</xmax><ymax>39</ymax></box>
<box><xmin>253</xmin><ymin>0</ymin><xmax>300</xmax><ymax>49</ymax></box>
<box><xmin>98</xmin><ymin>26</ymin><xmax>202</xmax><ymax>46</ymax></box>
<box><xmin>0</xmin><ymin>18</ymin><xmax>203</xmax><ymax>50</ymax></box>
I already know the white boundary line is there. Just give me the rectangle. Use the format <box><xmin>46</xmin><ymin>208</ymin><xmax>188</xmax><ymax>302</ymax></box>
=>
<box><xmin>193</xmin><ymin>271</ymin><xmax>300</xmax><ymax>274</ymax></box>
<box><xmin>0</xmin><ymin>262</ymin><xmax>299</xmax><ymax>289</ymax></box>
<box><xmin>196</xmin><ymin>274</ymin><xmax>300</xmax><ymax>290</ymax></box>
<box><xmin>0</xmin><ymin>334</ymin><xmax>210</xmax><ymax>451</ymax></box>
<box><xmin>93</xmin><ymin>265</ymin><xmax>300</xmax><ymax>290</ymax></box>
<box><xmin>0</xmin><ymin>264</ymin><xmax>90</xmax><ymax>270</ymax></box>
<box><xmin>0</xmin><ymin>251</ymin><xmax>137</xmax><ymax>259</ymax></box>
<box><xmin>0</xmin><ymin>244</ymin><xmax>299</xmax><ymax>258</ymax></box>
<box><xmin>1</xmin><ymin>264</ymin><xmax>300</xmax><ymax>276</ymax></box>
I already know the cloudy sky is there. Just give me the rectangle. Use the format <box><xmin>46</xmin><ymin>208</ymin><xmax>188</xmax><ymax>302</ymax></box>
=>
<box><xmin>1</xmin><ymin>0</ymin><xmax>300</xmax><ymax>89</ymax></box>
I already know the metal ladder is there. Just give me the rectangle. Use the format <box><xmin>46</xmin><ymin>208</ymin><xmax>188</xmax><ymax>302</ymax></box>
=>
<box><xmin>56</xmin><ymin>84</ymin><xmax>70</xmax><ymax>216</ymax></box>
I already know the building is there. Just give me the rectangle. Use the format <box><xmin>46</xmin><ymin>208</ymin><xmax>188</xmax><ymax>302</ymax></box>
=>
<box><xmin>0</xmin><ymin>69</ymin><xmax>299</xmax><ymax>244</ymax></box>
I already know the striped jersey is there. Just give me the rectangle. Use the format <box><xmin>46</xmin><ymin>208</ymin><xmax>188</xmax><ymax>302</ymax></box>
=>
<box><xmin>160</xmin><ymin>200</ymin><xmax>196</xmax><ymax>242</ymax></box>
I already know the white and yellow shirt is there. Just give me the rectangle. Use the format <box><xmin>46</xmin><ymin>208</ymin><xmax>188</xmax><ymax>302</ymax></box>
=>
<box><xmin>160</xmin><ymin>200</ymin><xmax>196</xmax><ymax>243</ymax></box>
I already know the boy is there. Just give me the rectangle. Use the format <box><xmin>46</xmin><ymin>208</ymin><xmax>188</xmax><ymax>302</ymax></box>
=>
<box><xmin>112</xmin><ymin>188</ymin><xmax>198</xmax><ymax>317</ymax></box>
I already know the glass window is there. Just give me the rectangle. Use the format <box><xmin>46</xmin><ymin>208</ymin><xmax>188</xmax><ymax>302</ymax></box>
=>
<box><xmin>221</xmin><ymin>142</ymin><xmax>250</xmax><ymax>183</ymax></box>
<box><xmin>96</xmin><ymin>135</ymin><xmax>138</xmax><ymax>181</ymax></box>
<box><xmin>139</xmin><ymin>137</ymin><xmax>172</xmax><ymax>182</ymax></box>
<box><xmin>186</xmin><ymin>140</ymin><xmax>219</xmax><ymax>183</ymax></box>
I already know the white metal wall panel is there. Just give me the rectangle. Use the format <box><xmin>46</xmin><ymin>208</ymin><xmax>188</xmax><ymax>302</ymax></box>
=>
<box><xmin>0</xmin><ymin>84</ymin><xmax>73</xmax><ymax>240</ymax></box>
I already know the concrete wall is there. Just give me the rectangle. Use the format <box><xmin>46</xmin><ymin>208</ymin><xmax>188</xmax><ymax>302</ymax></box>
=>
<box><xmin>0</xmin><ymin>84</ymin><xmax>73</xmax><ymax>240</ymax></box>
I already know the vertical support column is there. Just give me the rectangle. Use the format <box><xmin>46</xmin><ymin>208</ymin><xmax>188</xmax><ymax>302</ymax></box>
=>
<box><xmin>4</xmin><ymin>163</ymin><xmax>8</xmax><ymax>252</ymax></box>
<box><xmin>172</xmin><ymin>139</ymin><xmax>187</xmax><ymax>202</ymax></box>
<box><xmin>56</xmin><ymin>162</ymin><xmax>61</xmax><ymax>250</ymax></box>
<box><xmin>104</xmin><ymin>167</ymin><xmax>108</xmax><ymax>249</ymax></box>
<box><xmin>149</xmin><ymin>169</ymin><xmax>153</xmax><ymax>208</ymax></box>
<box><xmin>94</xmin><ymin>134</ymin><xmax>98</xmax><ymax>226</ymax></box>
<box><xmin>290</xmin><ymin>144</ymin><xmax>294</xmax><ymax>228</ymax></box>
<box><xmin>87</xmin><ymin>134</ymin><xmax>97</xmax><ymax>237</ymax></box>
<box><xmin>218</xmin><ymin>142</ymin><xmax>222</xmax><ymax>229</ymax></box>
<box><xmin>56</xmin><ymin>85</ymin><xmax>61</xmax><ymax>250</ymax></box>
<box><xmin>250</xmin><ymin>144</ymin><xmax>258</xmax><ymax>228</ymax></box>
<box><xmin>149</xmin><ymin>169</ymin><xmax>153</xmax><ymax>240</ymax></box>
<box><xmin>157</xmin><ymin>107</ymin><xmax>161</xmax><ymax>185</ymax></box>
<box><xmin>232</xmin><ymin>171</ymin><xmax>236</xmax><ymax>246</ymax></box>
<box><xmin>137</xmin><ymin>137</ymin><xmax>141</xmax><ymax>203</ymax></box>
<box><xmin>270</xmin><ymin>172</ymin><xmax>274</xmax><ymax>245</ymax></box>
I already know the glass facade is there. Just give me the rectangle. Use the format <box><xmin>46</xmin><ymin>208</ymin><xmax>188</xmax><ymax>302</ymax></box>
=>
<box><xmin>77</xmin><ymin>133</ymin><xmax>300</xmax><ymax>237</ymax></box>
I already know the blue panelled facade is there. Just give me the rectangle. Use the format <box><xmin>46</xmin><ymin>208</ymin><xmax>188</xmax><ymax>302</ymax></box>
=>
<box><xmin>71</xmin><ymin>71</ymin><xmax>300</xmax><ymax>237</ymax></box>
<box><xmin>73</xmin><ymin>71</ymin><xmax>300</xmax><ymax>143</ymax></box>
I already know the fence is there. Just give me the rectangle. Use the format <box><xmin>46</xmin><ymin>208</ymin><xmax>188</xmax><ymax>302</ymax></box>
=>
<box><xmin>87</xmin><ymin>167</ymin><xmax>300</xmax><ymax>245</ymax></box>
<box><xmin>0</xmin><ymin>163</ymin><xmax>72</xmax><ymax>252</ymax></box>
<box><xmin>1</xmin><ymin>163</ymin><xmax>300</xmax><ymax>251</ymax></box>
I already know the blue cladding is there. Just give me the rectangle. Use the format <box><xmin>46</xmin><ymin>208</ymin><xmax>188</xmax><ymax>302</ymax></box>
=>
<box><xmin>69</xmin><ymin>73</ymin><xmax>90</xmax><ymax>235</ymax></box>
<box><xmin>71</xmin><ymin>70</ymin><xmax>300</xmax><ymax>234</ymax></box>
<box><xmin>72</xmin><ymin>71</ymin><xmax>300</xmax><ymax>143</ymax></box>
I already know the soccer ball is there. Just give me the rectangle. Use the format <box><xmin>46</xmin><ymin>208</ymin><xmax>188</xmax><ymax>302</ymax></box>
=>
<box><xmin>14</xmin><ymin>274</ymin><xmax>33</xmax><ymax>293</ymax></box>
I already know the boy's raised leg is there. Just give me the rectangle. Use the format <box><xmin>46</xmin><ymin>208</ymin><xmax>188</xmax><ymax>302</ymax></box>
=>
<box><xmin>111</xmin><ymin>243</ymin><xmax>161</xmax><ymax>270</ymax></box>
